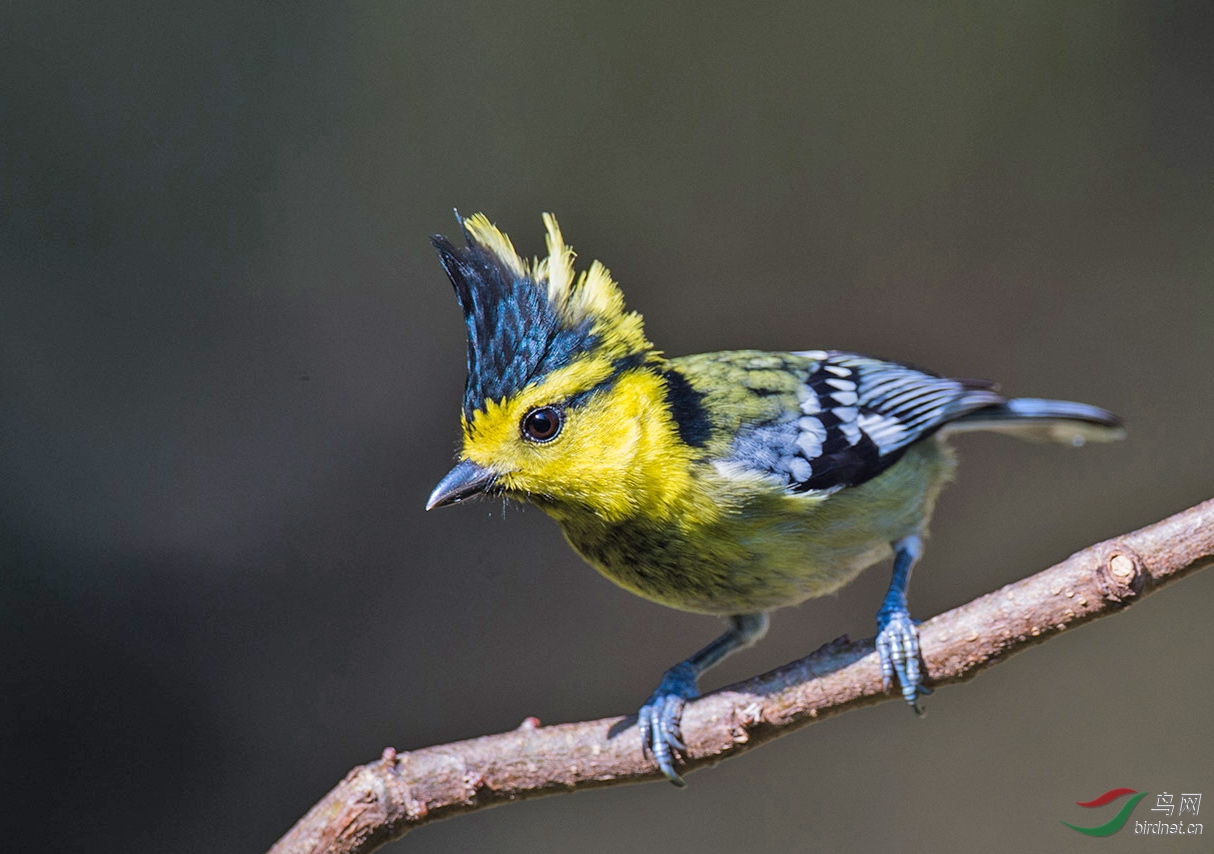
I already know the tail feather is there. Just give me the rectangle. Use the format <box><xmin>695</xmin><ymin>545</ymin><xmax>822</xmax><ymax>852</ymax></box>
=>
<box><xmin>942</xmin><ymin>397</ymin><xmax>1125</xmax><ymax>445</ymax></box>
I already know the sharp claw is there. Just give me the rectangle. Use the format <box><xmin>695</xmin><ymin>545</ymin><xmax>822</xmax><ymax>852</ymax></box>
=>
<box><xmin>638</xmin><ymin>665</ymin><xmax>701</xmax><ymax>785</ymax></box>
<box><xmin>876</xmin><ymin>609</ymin><xmax>926</xmax><ymax>709</ymax></box>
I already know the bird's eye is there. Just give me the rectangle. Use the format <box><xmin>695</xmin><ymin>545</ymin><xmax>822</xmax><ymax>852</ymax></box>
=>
<box><xmin>521</xmin><ymin>406</ymin><xmax>563</xmax><ymax>443</ymax></box>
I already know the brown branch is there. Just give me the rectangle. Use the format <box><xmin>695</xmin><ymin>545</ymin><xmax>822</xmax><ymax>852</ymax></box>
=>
<box><xmin>268</xmin><ymin>498</ymin><xmax>1214</xmax><ymax>854</ymax></box>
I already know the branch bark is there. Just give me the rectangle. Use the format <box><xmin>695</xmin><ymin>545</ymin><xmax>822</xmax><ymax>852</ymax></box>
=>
<box><xmin>269</xmin><ymin>498</ymin><xmax>1214</xmax><ymax>854</ymax></box>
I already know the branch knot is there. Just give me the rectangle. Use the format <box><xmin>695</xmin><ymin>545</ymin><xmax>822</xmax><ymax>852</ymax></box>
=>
<box><xmin>1097</xmin><ymin>545</ymin><xmax>1145</xmax><ymax>603</ymax></box>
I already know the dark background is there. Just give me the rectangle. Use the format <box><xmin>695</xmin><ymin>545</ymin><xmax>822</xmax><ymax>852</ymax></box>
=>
<box><xmin>3</xmin><ymin>4</ymin><xmax>1212</xmax><ymax>852</ymax></box>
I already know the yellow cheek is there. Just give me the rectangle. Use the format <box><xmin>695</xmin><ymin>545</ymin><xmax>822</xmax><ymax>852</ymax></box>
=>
<box><xmin>529</xmin><ymin>400</ymin><xmax>643</xmax><ymax>505</ymax></box>
<box><xmin>458</xmin><ymin>360</ymin><xmax>704</xmax><ymax>523</ymax></box>
<box><xmin>458</xmin><ymin>355</ymin><xmax>619</xmax><ymax>476</ymax></box>
<box><xmin>539</xmin><ymin>373</ymin><xmax>700</xmax><ymax>519</ymax></box>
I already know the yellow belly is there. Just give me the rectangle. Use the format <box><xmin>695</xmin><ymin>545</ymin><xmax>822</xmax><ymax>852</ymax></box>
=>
<box><xmin>557</xmin><ymin>439</ymin><xmax>956</xmax><ymax>615</ymax></box>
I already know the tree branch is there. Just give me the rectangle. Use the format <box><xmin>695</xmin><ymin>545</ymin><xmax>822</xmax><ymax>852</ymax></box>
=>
<box><xmin>268</xmin><ymin>498</ymin><xmax>1214</xmax><ymax>854</ymax></box>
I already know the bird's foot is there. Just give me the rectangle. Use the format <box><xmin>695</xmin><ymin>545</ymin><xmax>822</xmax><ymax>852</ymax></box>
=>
<box><xmin>876</xmin><ymin>608</ymin><xmax>930</xmax><ymax>712</ymax></box>
<box><xmin>638</xmin><ymin>662</ymin><xmax>700</xmax><ymax>786</ymax></box>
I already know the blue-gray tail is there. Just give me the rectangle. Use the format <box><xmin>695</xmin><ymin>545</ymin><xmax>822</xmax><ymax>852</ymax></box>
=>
<box><xmin>942</xmin><ymin>397</ymin><xmax>1125</xmax><ymax>446</ymax></box>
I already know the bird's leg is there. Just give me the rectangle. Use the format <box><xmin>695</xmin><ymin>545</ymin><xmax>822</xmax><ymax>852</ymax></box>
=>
<box><xmin>876</xmin><ymin>533</ymin><xmax>931</xmax><ymax>711</ymax></box>
<box><xmin>639</xmin><ymin>612</ymin><xmax>769</xmax><ymax>786</ymax></box>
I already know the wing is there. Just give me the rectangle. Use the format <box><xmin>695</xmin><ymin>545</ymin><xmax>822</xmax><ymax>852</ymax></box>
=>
<box><xmin>724</xmin><ymin>350</ymin><xmax>1004</xmax><ymax>493</ymax></box>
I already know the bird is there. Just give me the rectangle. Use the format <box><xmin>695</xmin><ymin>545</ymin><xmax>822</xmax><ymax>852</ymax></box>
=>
<box><xmin>425</xmin><ymin>212</ymin><xmax>1124</xmax><ymax>785</ymax></box>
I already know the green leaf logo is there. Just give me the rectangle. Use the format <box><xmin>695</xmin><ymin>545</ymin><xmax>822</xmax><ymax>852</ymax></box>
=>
<box><xmin>1061</xmin><ymin>788</ymin><xmax>1148</xmax><ymax>836</ymax></box>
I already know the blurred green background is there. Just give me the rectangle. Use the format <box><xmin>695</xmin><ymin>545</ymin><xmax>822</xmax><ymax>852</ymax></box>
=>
<box><xmin>3</xmin><ymin>3</ymin><xmax>1212</xmax><ymax>852</ymax></box>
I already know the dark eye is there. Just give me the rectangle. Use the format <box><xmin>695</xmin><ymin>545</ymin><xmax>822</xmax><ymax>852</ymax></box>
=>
<box><xmin>521</xmin><ymin>406</ymin><xmax>563</xmax><ymax>443</ymax></box>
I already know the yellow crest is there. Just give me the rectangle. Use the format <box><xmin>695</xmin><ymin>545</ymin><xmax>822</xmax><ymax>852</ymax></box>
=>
<box><xmin>458</xmin><ymin>212</ymin><xmax>649</xmax><ymax>354</ymax></box>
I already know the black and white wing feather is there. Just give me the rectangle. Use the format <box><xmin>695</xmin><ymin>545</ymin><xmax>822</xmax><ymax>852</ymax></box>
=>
<box><xmin>731</xmin><ymin>351</ymin><xmax>1004</xmax><ymax>493</ymax></box>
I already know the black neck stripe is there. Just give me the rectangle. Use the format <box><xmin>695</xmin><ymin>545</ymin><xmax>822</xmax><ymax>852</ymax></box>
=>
<box><xmin>661</xmin><ymin>366</ymin><xmax>711</xmax><ymax>448</ymax></box>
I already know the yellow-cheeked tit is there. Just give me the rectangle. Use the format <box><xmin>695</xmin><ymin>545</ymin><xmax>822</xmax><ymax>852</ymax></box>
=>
<box><xmin>426</xmin><ymin>213</ymin><xmax>1124</xmax><ymax>785</ymax></box>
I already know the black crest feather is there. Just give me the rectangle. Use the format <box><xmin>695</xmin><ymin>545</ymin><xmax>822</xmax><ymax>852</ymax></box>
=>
<box><xmin>431</xmin><ymin>214</ymin><xmax>597</xmax><ymax>419</ymax></box>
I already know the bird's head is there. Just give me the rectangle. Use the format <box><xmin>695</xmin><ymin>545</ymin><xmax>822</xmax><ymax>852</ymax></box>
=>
<box><xmin>426</xmin><ymin>213</ymin><xmax>700</xmax><ymax>523</ymax></box>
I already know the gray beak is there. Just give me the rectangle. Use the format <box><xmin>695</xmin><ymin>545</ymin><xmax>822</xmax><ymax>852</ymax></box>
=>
<box><xmin>426</xmin><ymin>459</ymin><xmax>497</xmax><ymax>510</ymax></box>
